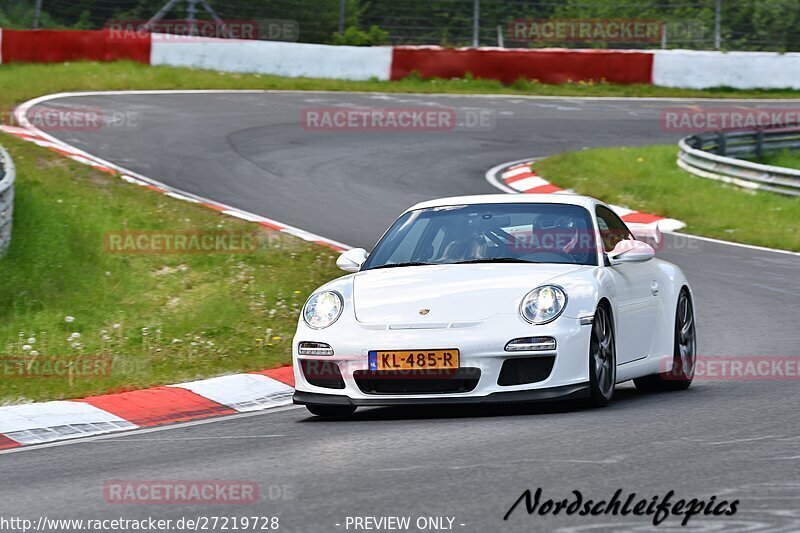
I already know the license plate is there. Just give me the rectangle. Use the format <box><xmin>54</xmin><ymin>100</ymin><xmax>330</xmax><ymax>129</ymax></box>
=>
<box><xmin>368</xmin><ymin>349</ymin><xmax>460</xmax><ymax>371</ymax></box>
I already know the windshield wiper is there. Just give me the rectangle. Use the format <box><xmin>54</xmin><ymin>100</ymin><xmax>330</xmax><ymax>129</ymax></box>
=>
<box><xmin>450</xmin><ymin>258</ymin><xmax>539</xmax><ymax>264</ymax></box>
<box><xmin>368</xmin><ymin>262</ymin><xmax>437</xmax><ymax>270</ymax></box>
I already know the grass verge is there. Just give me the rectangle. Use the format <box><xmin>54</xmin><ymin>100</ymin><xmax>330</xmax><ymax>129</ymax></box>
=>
<box><xmin>533</xmin><ymin>145</ymin><xmax>800</xmax><ymax>251</ymax></box>
<box><xmin>1</xmin><ymin>61</ymin><xmax>800</xmax><ymax>103</ymax></box>
<box><xmin>0</xmin><ymin>135</ymin><xmax>341</xmax><ymax>404</ymax></box>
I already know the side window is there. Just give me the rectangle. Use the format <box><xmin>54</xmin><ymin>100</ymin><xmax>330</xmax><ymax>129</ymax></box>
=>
<box><xmin>595</xmin><ymin>206</ymin><xmax>634</xmax><ymax>253</ymax></box>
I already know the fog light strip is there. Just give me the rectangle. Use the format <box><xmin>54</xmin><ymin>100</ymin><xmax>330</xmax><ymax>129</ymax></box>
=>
<box><xmin>298</xmin><ymin>342</ymin><xmax>334</xmax><ymax>356</ymax></box>
<box><xmin>505</xmin><ymin>337</ymin><xmax>557</xmax><ymax>352</ymax></box>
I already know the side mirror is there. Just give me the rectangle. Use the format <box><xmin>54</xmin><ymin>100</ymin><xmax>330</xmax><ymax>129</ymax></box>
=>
<box><xmin>608</xmin><ymin>240</ymin><xmax>654</xmax><ymax>265</ymax></box>
<box><xmin>336</xmin><ymin>248</ymin><xmax>368</xmax><ymax>272</ymax></box>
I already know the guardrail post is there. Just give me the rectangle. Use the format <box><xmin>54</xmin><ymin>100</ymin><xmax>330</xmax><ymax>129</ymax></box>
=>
<box><xmin>717</xmin><ymin>131</ymin><xmax>727</xmax><ymax>156</ymax></box>
<box><xmin>755</xmin><ymin>129</ymin><xmax>764</xmax><ymax>159</ymax></box>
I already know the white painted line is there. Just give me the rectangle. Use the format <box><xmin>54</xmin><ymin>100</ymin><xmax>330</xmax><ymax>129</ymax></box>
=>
<box><xmin>485</xmin><ymin>158</ymin><xmax>538</xmax><ymax>194</ymax></box>
<box><xmin>0</xmin><ymin>405</ymin><xmax>304</xmax><ymax>455</ymax></box>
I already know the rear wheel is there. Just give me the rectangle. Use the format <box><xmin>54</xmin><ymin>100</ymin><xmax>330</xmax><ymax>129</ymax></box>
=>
<box><xmin>305</xmin><ymin>404</ymin><xmax>357</xmax><ymax>418</ymax></box>
<box><xmin>587</xmin><ymin>303</ymin><xmax>616</xmax><ymax>407</ymax></box>
<box><xmin>634</xmin><ymin>288</ymin><xmax>696</xmax><ymax>391</ymax></box>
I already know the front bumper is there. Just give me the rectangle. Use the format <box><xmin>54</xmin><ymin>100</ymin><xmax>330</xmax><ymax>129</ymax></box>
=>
<box><xmin>294</xmin><ymin>383</ymin><xmax>589</xmax><ymax>406</ymax></box>
<box><xmin>292</xmin><ymin>311</ymin><xmax>593</xmax><ymax>407</ymax></box>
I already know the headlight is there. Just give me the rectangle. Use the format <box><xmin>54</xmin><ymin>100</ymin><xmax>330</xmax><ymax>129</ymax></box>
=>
<box><xmin>521</xmin><ymin>285</ymin><xmax>567</xmax><ymax>325</ymax></box>
<box><xmin>303</xmin><ymin>291</ymin><xmax>344</xmax><ymax>329</ymax></box>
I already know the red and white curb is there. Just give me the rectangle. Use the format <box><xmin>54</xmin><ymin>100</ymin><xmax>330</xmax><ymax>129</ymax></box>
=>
<box><xmin>487</xmin><ymin>159</ymin><xmax>686</xmax><ymax>233</ymax></box>
<box><xmin>0</xmin><ymin>367</ymin><xmax>295</xmax><ymax>450</ymax></box>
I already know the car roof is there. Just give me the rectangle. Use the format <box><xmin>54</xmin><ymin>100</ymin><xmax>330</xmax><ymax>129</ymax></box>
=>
<box><xmin>405</xmin><ymin>194</ymin><xmax>602</xmax><ymax>213</ymax></box>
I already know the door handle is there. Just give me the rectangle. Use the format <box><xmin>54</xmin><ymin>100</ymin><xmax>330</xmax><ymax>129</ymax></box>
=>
<box><xmin>650</xmin><ymin>281</ymin><xmax>660</xmax><ymax>296</ymax></box>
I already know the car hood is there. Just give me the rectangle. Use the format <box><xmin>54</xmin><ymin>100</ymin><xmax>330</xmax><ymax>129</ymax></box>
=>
<box><xmin>352</xmin><ymin>263</ymin><xmax>583</xmax><ymax>325</ymax></box>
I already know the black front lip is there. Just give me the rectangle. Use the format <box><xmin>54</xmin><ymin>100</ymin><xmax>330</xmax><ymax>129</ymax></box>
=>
<box><xmin>293</xmin><ymin>383</ymin><xmax>589</xmax><ymax>407</ymax></box>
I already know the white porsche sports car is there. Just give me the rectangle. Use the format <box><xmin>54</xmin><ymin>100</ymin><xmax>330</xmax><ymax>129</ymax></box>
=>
<box><xmin>292</xmin><ymin>194</ymin><xmax>696</xmax><ymax>417</ymax></box>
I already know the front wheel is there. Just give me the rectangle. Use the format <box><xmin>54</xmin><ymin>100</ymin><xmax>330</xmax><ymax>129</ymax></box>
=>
<box><xmin>306</xmin><ymin>404</ymin><xmax>357</xmax><ymax>418</ymax></box>
<box><xmin>634</xmin><ymin>288</ymin><xmax>696</xmax><ymax>392</ymax></box>
<box><xmin>587</xmin><ymin>303</ymin><xmax>616</xmax><ymax>407</ymax></box>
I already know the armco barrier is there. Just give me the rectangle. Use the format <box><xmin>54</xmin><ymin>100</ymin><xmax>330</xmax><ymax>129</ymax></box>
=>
<box><xmin>0</xmin><ymin>144</ymin><xmax>15</xmax><ymax>256</ymax></box>
<box><xmin>677</xmin><ymin>127</ymin><xmax>800</xmax><ymax>196</ymax></box>
<box><xmin>653</xmin><ymin>50</ymin><xmax>800</xmax><ymax>90</ymax></box>
<box><xmin>390</xmin><ymin>46</ymin><xmax>654</xmax><ymax>84</ymax></box>
<box><xmin>0</xmin><ymin>29</ymin><xmax>150</xmax><ymax>64</ymax></box>
<box><xmin>150</xmin><ymin>35</ymin><xmax>393</xmax><ymax>80</ymax></box>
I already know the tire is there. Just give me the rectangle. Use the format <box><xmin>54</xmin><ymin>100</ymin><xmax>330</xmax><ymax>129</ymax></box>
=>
<box><xmin>305</xmin><ymin>404</ymin><xmax>357</xmax><ymax>417</ymax></box>
<box><xmin>634</xmin><ymin>288</ymin><xmax>696</xmax><ymax>392</ymax></box>
<box><xmin>587</xmin><ymin>303</ymin><xmax>616</xmax><ymax>407</ymax></box>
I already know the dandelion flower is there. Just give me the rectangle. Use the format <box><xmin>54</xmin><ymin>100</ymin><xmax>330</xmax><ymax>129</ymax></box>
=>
<box><xmin>65</xmin><ymin>316</ymin><xmax>75</xmax><ymax>323</ymax></box>
<box><xmin>30</xmin><ymin>350</ymin><xmax>39</xmax><ymax>357</ymax></box>
<box><xmin>22</xmin><ymin>344</ymin><xmax>32</xmax><ymax>351</ymax></box>
<box><xmin>272</xmin><ymin>336</ymin><xmax>281</xmax><ymax>341</ymax></box>
<box><xmin>27</xmin><ymin>337</ymin><xmax>36</xmax><ymax>344</ymax></box>
<box><xmin>69</xmin><ymin>332</ymin><xmax>81</xmax><ymax>340</ymax></box>
<box><xmin>113</xmin><ymin>323</ymin><xmax>121</xmax><ymax>330</ymax></box>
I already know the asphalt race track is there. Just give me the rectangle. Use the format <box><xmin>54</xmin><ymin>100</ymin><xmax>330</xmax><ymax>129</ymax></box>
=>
<box><xmin>3</xmin><ymin>92</ymin><xmax>799</xmax><ymax>532</ymax></box>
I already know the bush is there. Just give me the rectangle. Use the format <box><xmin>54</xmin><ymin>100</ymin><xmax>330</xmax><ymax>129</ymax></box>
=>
<box><xmin>331</xmin><ymin>25</ymin><xmax>390</xmax><ymax>46</ymax></box>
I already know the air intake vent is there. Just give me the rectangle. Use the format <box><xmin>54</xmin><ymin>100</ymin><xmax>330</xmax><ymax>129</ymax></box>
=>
<box><xmin>353</xmin><ymin>368</ymin><xmax>481</xmax><ymax>395</ymax></box>
<box><xmin>498</xmin><ymin>357</ymin><xmax>555</xmax><ymax>386</ymax></box>
<box><xmin>300</xmin><ymin>360</ymin><xmax>345</xmax><ymax>389</ymax></box>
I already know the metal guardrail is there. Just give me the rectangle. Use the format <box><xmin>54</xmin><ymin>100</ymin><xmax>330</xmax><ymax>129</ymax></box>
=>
<box><xmin>0</xmin><ymin>145</ymin><xmax>15</xmax><ymax>256</ymax></box>
<box><xmin>678</xmin><ymin>127</ymin><xmax>800</xmax><ymax>197</ymax></box>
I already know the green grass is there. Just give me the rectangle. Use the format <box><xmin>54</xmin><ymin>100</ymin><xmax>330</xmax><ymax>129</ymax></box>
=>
<box><xmin>533</xmin><ymin>145</ymin><xmax>800</xmax><ymax>251</ymax></box>
<box><xmin>0</xmin><ymin>61</ymin><xmax>800</xmax><ymax>104</ymax></box>
<box><xmin>0</xmin><ymin>135</ymin><xmax>342</xmax><ymax>404</ymax></box>
<box><xmin>750</xmin><ymin>149</ymin><xmax>800</xmax><ymax>170</ymax></box>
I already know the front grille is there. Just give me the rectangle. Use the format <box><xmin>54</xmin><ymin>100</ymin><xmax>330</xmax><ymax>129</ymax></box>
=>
<box><xmin>353</xmin><ymin>368</ymin><xmax>481</xmax><ymax>395</ymax></box>
<box><xmin>498</xmin><ymin>356</ymin><xmax>555</xmax><ymax>386</ymax></box>
<box><xmin>300</xmin><ymin>360</ymin><xmax>345</xmax><ymax>389</ymax></box>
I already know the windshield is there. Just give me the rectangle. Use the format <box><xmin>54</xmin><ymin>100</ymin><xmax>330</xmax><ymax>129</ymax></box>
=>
<box><xmin>362</xmin><ymin>203</ymin><xmax>598</xmax><ymax>270</ymax></box>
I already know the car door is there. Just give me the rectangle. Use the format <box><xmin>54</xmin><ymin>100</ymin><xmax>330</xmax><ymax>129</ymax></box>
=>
<box><xmin>595</xmin><ymin>206</ymin><xmax>660</xmax><ymax>364</ymax></box>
